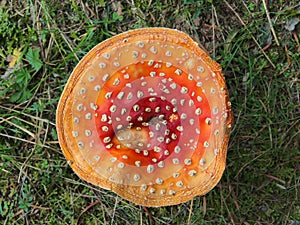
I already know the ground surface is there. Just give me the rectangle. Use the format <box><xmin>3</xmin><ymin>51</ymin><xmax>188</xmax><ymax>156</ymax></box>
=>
<box><xmin>0</xmin><ymin>0</ymin><xmax>299</xmax><ymax>224</ymax></box>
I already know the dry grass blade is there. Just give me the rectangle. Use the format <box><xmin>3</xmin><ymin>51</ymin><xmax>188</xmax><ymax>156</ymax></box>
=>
<box><xmin>223</xmin><ymin>0</ymin><xmax>276</xmax><ymax>68</ymax></box>
<box><xmin>262</xmin><ymin>0</ymin><xmax>280</xmax><ymax>46</ymax></box>
<box><xmin>0</xmin><ymin>132</ymin><xmax>52</xmax><ymax>149</ymax></box>
<box><xmin>187</xmin><ymin>199</ymin><xmax>193</xmax><ymax>225</ymax></box>
<box><xmin>0</xmin><ymin>105</ymin><xmax>55</xmax><ymax>126</ymax></box>
<box><xmin>0</xmin><ymin>116</ymin><xmax>36</xmax><ymax>138</ymax></box>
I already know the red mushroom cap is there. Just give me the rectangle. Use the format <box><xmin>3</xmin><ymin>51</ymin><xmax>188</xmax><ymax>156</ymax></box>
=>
<box><xmin>56</xmin><ymin>27</ymin><xmax>233</xmax><ymax>207</ymax></box>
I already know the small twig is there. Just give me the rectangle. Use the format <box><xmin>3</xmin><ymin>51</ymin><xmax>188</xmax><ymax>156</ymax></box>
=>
<box><xmin>223</xmin><ymin>0</ymin><xmax>276</xmax><ymax>68</ymax></box>
<box><xmin>229</xmin><ymin>185</ymin><xmax>240</xmax><ymax>210</ymax></box>
<box><xmin>142</xmin><ymin>206</ymin><xmax>155</xmax><ymax>225</ymax></box>
<box><xmin>262</xmin><ymin>43</ymin><xmax>272</xmax><ymax>52</ymax></box>
<box><xmin>262</xmin><ymin>0</ymin><xmax>280</xmax><ymax>46</ymax></box>
<box><xmin>30</xmin><ymin>205</ymin><xmax>51</xmax><ymax>210</ymax></box>
<box><xmin>75</xmin><ymin>200</ymin><xmax>100</xmax><ymax>225</ymax></box>
<box><xmin>202</xmin><ymin>196</ymin><xmax>206</xmax><ymax>216</ymax></box>
<box><xmin>263</xmin><ymin>174</ymin><xmax>286</xmax><ymax>185</ymax></box>
<box><xmin>293</xmin><ymin>32</ymin><xmax>300</xmax><ymax>52</ymax></box>
<box><xmin>220</xmin><ymin>186</ymin><xmax>236</xmax><ymax>225</ymax></box>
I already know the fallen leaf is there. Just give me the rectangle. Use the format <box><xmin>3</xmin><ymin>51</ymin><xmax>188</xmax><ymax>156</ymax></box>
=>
<box><xmin>8</xmin><ymin>48</ymin><xmax>22</xmax><ymax>68</ymax></box>
<box><xmin>285</xmin><ymin>18</ymin><xmax>300</xmax><ymax>32</ymax></box>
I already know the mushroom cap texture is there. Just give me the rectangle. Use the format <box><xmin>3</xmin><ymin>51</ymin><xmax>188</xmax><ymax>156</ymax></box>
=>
<box><xmin>56</xmin><ymin>27</ymin><xmax>233</xmax><ymax>207</ymax></box>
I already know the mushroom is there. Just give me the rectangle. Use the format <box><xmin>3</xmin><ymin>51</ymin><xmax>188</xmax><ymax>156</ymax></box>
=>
<box><xmin>56</xmin><ymin>27</ymin><xmax>233</xmax><ymax>207</ymax></box>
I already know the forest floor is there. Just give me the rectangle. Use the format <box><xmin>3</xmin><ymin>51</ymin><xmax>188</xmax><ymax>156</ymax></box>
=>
<box><xmin>0</xmin><ymin>0</ymin><xmax>299</xmax><ymax>224</ymax></box>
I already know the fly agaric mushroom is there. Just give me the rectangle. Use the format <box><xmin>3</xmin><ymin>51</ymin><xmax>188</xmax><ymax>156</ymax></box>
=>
<box><xmin>56</xmin><ymin>27</ymin><xmax>233</xmax><ymax>207</ymax></box>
